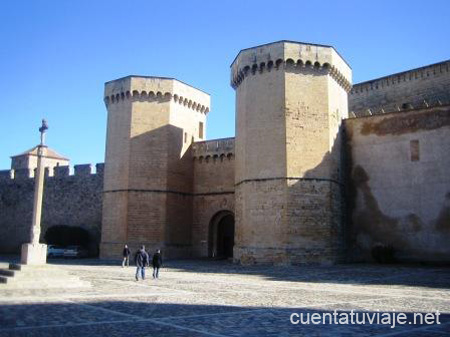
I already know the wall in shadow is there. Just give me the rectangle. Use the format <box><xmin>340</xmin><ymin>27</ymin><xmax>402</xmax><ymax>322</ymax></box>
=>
<box><xmin>0</xmin><ymin>167</ymin><xmax>103</xmax><ymax>255</ymax></box>
<box><xmin>344</xmin><ymin>105</ymin><xmax>450</xmax><ymax>263</ymax></box>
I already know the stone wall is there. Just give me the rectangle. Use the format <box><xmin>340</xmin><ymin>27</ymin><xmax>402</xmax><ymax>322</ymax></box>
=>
<box><xmin>0</xmin><ymin>164</ymin><xmax>104</xmax><ymax>254</ymax></box>
<box><xmin>349</xmin><ymin>60</ymin><xmax>450</xmax><ymax>117</ymax></box>
<box><xmin>191</xmin><ymin>138</ymin><xmax>235</xmax><ymax>257</ymax></box>
<box><xmin>345</xmin><ymin>105</ymin><xmax>450</xmax><ymax>262</ymax></box>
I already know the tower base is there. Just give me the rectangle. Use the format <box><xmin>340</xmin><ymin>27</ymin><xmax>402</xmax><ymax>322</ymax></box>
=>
<box><xmin>234</xmin><ymin>246</ymin><xmax>341</xmax><ymax>266</ymax></box>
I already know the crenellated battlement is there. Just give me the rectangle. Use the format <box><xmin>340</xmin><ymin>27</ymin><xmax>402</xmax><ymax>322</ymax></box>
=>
<box><xmin>230</xmin><ymin>40</ymin><xmax>352</xmax><ymax>92</ymax></box>
<box><xmin>349</xmin><ymin>60</ymin><xmax>450</xmax><ymax>117</ymax></box>
<box><xmin>104</xmin><ymin>90</ymin><xmax>210</xmax><ymax>114</ymax></box>
<box><xmin>0</xmin><ymin>163</ymin><xmax>104</xmax><ymax>255</ymax></box>
<box><xmin>347</xmin><ymin>100</ymin><xmax>449</xmax><ymax>118</ymax></box>
<box><xmin>0</xmin><ymin>163</ymin><xmax>104</xmax><ymax>182</ymax></box>
<box><xmin>192</xmin><ymin>137</ymin><xmax>235</xmax><ymax>163</ymax></box>
<box><xmin>104</xmin><ymin>76</ymin><xmax>210</xmax><ymax>114</ymax></box>
<box><xmin>351</xmin><ymin>60</ymin><xmax>449</xmax><ymax>95</ymax></box>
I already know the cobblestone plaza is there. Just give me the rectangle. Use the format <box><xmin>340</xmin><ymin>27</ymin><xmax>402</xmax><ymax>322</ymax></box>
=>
<box><xmin>0</xmin><ymin>258</ymin><xmax>449</xmax><ymax>336</ymax></box>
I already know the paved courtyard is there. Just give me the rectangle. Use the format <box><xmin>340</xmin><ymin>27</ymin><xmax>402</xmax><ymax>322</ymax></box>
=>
<box><xmin>0</xmin><ymin>258</ymin><xmax>449</xmax><ymax>336</ymax></box>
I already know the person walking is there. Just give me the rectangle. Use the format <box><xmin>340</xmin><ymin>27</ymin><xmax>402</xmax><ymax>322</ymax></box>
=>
<box><xmin>134</xmin><ymin>245</ymin><xmax>149</xmax><ymax>281</ymax></box>
<box><xmin>152</xmin><ymin>249</ymin><xmax>163</xmax><ymax>279</ymax></box>
<box><xmin>122</xmin><ymin>244</ymin><xmax>131</xmax><ymax>267</ymax></box>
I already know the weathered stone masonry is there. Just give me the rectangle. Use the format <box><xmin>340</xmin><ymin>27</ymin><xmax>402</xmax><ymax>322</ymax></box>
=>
<box><xmin>100</xmin><ymin>77</ymin><xmax>211</xmax><ymax>259</ymax></box>
<box><xmin>191</xmin><ymin>138</ymin><xmax>235</xmax><ymax>257</ymax></box>
<box><xmin>349</xmin><ymin>60</ymin><xmax>450</xmax><ymax>116</ymax></box>
<box><xmin>345</xmin><ymin>105</ymin><xmax>450</xmax><ymax>263</ymax></box>
<box><xmin>1</xmin><ymin>40</ymin><xmax>449</xmax><ymax>264</ymax></box>
<box><xmin>231</xmin><ymin>41</ymin><xmax>351</xmax><ymax>264</ymax></box>
<box><xmin>0</xmin><ymin>164</ymin><xmax>103</xmax><ymax>254</ymax></box>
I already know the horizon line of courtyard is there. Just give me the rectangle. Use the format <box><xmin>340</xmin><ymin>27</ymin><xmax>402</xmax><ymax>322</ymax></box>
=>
<box><xmin>103</xmin><ymin>177</ymin><xmax>343</xmax><ymax>196</ymax></box>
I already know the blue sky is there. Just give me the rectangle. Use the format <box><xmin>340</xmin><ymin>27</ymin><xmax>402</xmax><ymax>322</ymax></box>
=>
<box><xmin>1</xmin><ymin>0</ymin><xmax>449</xmax><ymax>169</ymax></box>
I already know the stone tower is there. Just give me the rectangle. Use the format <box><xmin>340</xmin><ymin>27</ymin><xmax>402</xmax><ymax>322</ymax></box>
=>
<box><xmin>100</xmin><ymin>76</ymin><xmax>210</xmax><ymax>258</ymax></box>
<box><xmin>231</xmin><ymin>41</ymin><xmax>352</xmax><ymax>264</ymax></box>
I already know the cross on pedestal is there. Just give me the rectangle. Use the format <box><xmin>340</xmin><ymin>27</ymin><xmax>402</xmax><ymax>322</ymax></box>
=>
<box><xmin>21</xmin><ymin>119</ymin><xmax>49</xmax><ymax>265</ymax></box>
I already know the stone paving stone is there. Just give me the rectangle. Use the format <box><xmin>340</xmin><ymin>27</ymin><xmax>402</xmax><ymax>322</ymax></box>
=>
<box><xmin>0</xmin><ymin>300</ymin><xmax>138</xmax><ymax>329</ymax></box>
<box><xmin>323</xmin><ymin>297</ymin><xmax>450</xmax><ymax>313</ymax></box>
<box><xmin>159</xmin><ymin>308</ymin><xmax>420</xmax><ymax>337</ymax></box>
<box><xmin>81</xmin><ymin>299</ymin><xmax>254</xmax><ymax>320</ymax></box>
<box><xmin>0</xmin><ymin>321</ymin><xmax>209</xmax><ymax>337</ymax></box>
<box><xmin>0</xmin><ymin>258</ymin><xmax>448</xmax><ymax>336</ymax></box>
<box><xmin>401</xmin><ymin>326</ymin><xmax>450</xmax><ymax>336</ymax></box>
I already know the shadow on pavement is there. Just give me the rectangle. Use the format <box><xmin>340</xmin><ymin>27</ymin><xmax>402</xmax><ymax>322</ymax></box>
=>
<box><xmin>0</xmin><ymin>300</ymin><xmax>448</xmax><ymax>337</ymax></box>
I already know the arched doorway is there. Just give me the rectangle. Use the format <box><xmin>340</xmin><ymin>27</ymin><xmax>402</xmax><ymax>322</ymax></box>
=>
<box><xmin>208</xmin><ymin>211</ymin><xmax>235</xmax><ymax>258</ymax></box>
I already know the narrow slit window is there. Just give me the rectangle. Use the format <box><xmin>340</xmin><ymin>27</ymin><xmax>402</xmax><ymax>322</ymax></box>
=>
<box><xmin>199</xmin><ymin>122</ymin><xmax>204</xmax><ymax>139</ymax></box>
<box><xmin>410</xmin><ymin>140</ymin><xmax>420</xmax><ymax>162</ymax></box>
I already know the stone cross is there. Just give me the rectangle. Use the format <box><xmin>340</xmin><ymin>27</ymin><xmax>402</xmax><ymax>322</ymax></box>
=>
<box><xmin>30</xmin><ymin>119</ymin><xmax>48</xmax><ymax>244</ymax></box>
<box><xmin>21</xmin><ymin>119</ymin><xmax>49</xmax><ymax>264</ymax></box>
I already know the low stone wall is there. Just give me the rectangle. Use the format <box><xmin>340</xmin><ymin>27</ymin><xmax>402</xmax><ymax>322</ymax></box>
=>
<box><xmin>0</xmin><ymin>164</ymin><xmax>104</xmax><ymax>254</ymax></box>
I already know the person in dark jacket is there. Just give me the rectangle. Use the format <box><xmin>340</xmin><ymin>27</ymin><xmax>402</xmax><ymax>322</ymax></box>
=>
<box><xmin>134</xmin><ymin>245</ymin><xmax>149</xmax><ymax>281</ymax></box>
<box><xmin>152</xmin><ymin>249</ymin><xmax>163</xmax><ymax>279</ymax></box>
<box><xmin>122</xmin><ymin>244</ymin><xmax>131</xmax><ymax>267</ymax></box>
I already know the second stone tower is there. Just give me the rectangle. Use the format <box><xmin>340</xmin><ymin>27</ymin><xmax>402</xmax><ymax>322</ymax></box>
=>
<box><xmin>231</xmin><ymin>41</ymin><xmax>352</xmax><ymax>264</ymax></box>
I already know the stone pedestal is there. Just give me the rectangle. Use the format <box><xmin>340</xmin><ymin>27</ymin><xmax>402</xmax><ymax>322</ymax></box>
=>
<box><xmin>21</xmin><ymin>243</ymin><xmax>47</xmax><ymax>265</ymax></box>
<box><xmin>1</xmin><ymin>263</ymin><xmax>91</xmax><ymax>289</ymax></box>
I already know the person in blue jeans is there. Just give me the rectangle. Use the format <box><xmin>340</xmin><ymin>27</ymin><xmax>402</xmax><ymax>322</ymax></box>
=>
<box><xmin>134</xmin><ymin>245</ymin><xmax>149</xmax><ymax>281</ymax></box>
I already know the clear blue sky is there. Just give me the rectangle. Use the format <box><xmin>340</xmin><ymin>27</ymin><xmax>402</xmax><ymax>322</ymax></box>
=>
<box><xmin>1</xmin><ymin>0</ymin><xmax>449</xmax><ymax>169</ymax></box>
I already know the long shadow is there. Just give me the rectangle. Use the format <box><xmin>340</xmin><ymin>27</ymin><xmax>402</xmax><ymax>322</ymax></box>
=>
<box><xmin>1</xmin><ymin>256</ymin><xmax>449</xmax><ymax>290</ymax></box>
<box><xmin>0</xmin><ymin>300</ymin><xmax>448</xmax><ymax>336</ymax></box>
<box><xmin>163</xmin><ymin>259</ymin><xmax>450</xmax><ymax>289</ymax></box>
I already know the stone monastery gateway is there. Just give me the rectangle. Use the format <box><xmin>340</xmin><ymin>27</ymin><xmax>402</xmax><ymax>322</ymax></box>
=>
<box><xmin>1</xmin><ymin>41</ymin><xmax>450</xmax><ymax>264</ymax></box>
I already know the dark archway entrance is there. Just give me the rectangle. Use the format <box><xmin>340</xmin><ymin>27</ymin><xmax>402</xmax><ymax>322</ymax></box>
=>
<box><xmin>208</xmin><ymin>211</ymin><xmax>235</xmax><ymax>258</ymax></box>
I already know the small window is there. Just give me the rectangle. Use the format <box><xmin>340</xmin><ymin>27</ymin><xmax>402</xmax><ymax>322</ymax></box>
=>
<box><xmin>402</xmin><ymin>103</ymin><xmax>413</xmax><ymax>110</ymax></box>
<box><xmin>184</xmin><ymin>132</ymin><xmax>187</xmax><ymax>143</ymax></box>
<box><xmin>199</xmin><ymin>122</ymin><xmax>204</xmax><ymax>139</ymax></box>
<box><xmin>410</xmin><ymin>140</ymin><xmax>420</xmax><ymax>162</ymax></box>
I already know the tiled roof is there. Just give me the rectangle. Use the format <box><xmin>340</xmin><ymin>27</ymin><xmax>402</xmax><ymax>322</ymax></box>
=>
<box><xmin>11</xmin><ymin>146</ymin><xmax>69</xmax><ymax>160</ymax></box>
